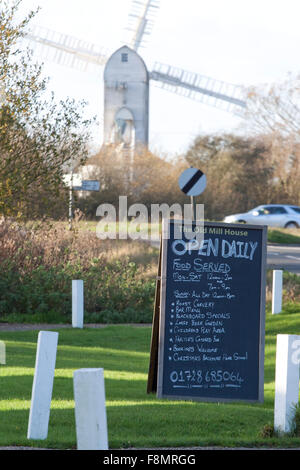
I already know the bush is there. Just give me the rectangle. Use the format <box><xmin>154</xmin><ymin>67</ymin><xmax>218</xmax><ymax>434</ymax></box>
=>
<box><xmin>265</xmin><ymin>270</ymin><xmax>300</xmax><ymax>308</ymax></box>
<box><xmin>0</xmin><ymin>220</ymin><xmax>157</xmax><ymax>323</ymax></box>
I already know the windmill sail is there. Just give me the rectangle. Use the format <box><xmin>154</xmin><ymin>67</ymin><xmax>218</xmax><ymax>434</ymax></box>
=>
<box><xmin>124</xmin><ymin>0</ymin><xmax>161</xmax><ymax>52</ymax></box>
<box><xmin>25</xmin><ymin>25</ymin><xmax>247</xmax><ymax>113</ymax></box>
<box><xmin>150</xmin><ymin>62</ymin><xmax>246</xmax><ymax>114</ymax></box>
<box><xmin>25</xmin><ymin>25</ymin><xmax>109</xmax><ymax>71</ymax></box>
<box><xmin>23</xmin><ymin>0</ymin><xmax>247</xmax><ymax>115</ymax></box>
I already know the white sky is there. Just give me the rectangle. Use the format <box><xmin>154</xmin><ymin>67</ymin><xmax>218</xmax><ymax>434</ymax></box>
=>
<box><xmin>12</xmin><ymin>0</ymin><xmax>300</xmax><ymax>155</ymax></box>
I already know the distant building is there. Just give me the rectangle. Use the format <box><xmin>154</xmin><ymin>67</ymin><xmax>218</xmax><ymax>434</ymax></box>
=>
<box><xmin>72</xmin><ymin>46</ymin><xmax>150</xmax><ymax>193</ymax></box>
<box><xmin>103</xmin><ymin>45</ymin><xmax>149</xmax><ymax>151</ymax></box>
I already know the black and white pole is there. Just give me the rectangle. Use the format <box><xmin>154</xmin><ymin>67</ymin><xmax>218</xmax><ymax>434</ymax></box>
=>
<box><xmin>178</xmin><ymin>167</ymin><xmax>206</xmax><ymax>220</ymax></box>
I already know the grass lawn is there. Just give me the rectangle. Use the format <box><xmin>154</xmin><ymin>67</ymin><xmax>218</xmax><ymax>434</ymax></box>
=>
<box><xmin>1</xmin><ymin>313</ymin><xmax>300</xmax><ymax>449</ymax></box>
<box><xmin>268</xmin><ymin>228</ymin><xmax>300</xmax><ymax>245</ymax></box>
<box><xmin>72</xmin><ymin>221</ymin><xmax>300</xmax><ymax>245</ymax></box>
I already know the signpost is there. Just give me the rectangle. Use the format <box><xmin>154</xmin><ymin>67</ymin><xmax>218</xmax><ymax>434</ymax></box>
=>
<box><xmin>63</xmin><ymin>173</ymin><xmax>100</xmax><ymax>230</ymax></box>
<box><xmin>148</xmin><ymin>219</ymin><xmax>267</xmax><ymax>403</ymax></box>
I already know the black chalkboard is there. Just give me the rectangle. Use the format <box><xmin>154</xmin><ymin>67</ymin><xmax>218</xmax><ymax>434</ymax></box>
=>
<box><xmin>156</xmin><ymin>220</ymin><xmax>267</xmax><ymax>402</ymax></box>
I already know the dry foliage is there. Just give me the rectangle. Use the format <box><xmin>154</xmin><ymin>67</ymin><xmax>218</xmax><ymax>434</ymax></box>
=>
<box><xmin>0</xmin><ymin>219</ymin><xmax>158</xmax><ymax>321</ymax></box>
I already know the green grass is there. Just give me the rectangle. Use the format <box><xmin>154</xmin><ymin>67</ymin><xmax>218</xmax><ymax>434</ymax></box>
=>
<box><xmin>268</xmin><ymin>228</ymin><xmax>300</xmax><ymax>245</ymax></box>
<box><xmin>72</xmin><ymin>221</ymin><xmax>300</xmax><ymax>245</ymax></box>
<box><xmin>1</xmin><ymin>315</ymin><xmax>300</xmax><ymax>449</ymax></box>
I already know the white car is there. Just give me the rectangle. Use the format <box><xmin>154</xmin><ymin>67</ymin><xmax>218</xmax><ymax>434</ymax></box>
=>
<box><xmin>223</xmin><ymin>204</ymin><xmax>300</xmax><ymax>228</ymax></box>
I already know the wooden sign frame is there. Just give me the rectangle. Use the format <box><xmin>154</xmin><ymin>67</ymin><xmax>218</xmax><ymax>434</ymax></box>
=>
<box><xmin>147</xmin><ymin>238</ymin><xmax>162</xmax><ymax>393</ymax></box>
<box><xmin>148</xmin><ymin>219</ymin><xmax>267</xmax><ymax>403</ymax></box>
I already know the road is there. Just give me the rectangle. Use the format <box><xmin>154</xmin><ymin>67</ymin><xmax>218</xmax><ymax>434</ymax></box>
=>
<box><xmin>267</xmin><ymin>244</ymin><xmax>300</xmax><ymax>274</ymax></box>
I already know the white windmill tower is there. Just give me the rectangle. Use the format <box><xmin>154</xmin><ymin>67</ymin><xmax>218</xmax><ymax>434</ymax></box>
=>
<box><xmin>24</xmin><ymin>0</ymin><xmax>247</xmax><ymax>153</ymax></box>
<box><xmin>103</xmin><ymin>45</ymin><xmax>149</xmax><ymax>150</ymax></box>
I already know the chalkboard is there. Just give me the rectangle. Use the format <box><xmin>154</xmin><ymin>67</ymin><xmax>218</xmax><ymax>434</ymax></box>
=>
<box><xmin>156</xmin><ymin>219</ymin><xmax>267</xmax><ymax>402</ymax></box>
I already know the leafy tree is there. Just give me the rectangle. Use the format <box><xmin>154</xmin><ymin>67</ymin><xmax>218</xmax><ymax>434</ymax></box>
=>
<box><xmin>245</xmin><ymin>75</ymin><xmax>300</xmax><ymax>136</ymax></box>
<box><xmin>0</xmin><ymin>0</ymin><xmax>94</xmax><ymax>219</ymax></box>
<box><xmin>244</xmin><ymin>75</ymin><xmax>300</xmax><ymax>206</ymax></box>
<box><xmin>76</xmin><ymin>144</ymin><xmax>187</xmax><ymax>219</ymax></box>
<box><xmin>185</xmin><ymin>134</ymin><xmax>229</xmax><ymax>167</ymax></box>
<box><xmin>184</xmin><ymin>133</ymin><xmax>274</xmax><ymax>220</ymax></box>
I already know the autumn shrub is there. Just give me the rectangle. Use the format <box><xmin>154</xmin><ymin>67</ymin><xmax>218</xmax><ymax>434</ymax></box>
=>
<box><xmin>0</xmin><ymin>220</ymin><xmax>157</xmax><ymax>323</ymax></box>
<box><xmin>265</xmin><ymin>269</ymin><xmax>300</xmax><ymax>311</ymax></box>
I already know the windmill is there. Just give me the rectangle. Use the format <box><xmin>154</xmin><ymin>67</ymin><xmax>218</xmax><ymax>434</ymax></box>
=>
<box><xmin>24</xmin><ymin>0</ymin><xmax>247</xmax><ymax>152</ymax></box>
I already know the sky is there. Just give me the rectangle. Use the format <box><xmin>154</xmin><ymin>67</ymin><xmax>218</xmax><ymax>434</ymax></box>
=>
<box><xmin>12</xmin><ymin>0</ymin><xmax>300</xmax><ymax>156</ymax></box>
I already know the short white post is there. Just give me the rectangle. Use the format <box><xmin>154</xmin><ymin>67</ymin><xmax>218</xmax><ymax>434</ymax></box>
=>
<box><xmin>72</xmin><ymin>280</ymin><xmax>84</xmax><ymax>328</ymax></box>
<box><xmin>274</xmin><ymin>334</ymin><xmax>300</xmax><ymax>434</ymax></box>
<box><xmin>272</xmin><ymin>270</ymin><xmax>283</xmax><ymax>314</ymax></box>
<box><xmin>27</xmin><ymin>331</ymin><xmax>59</xmax><ymax>440</ymax></box>
<box><xmin>73</xmin><ymin>368</ymin><xmax>108</xmax><ymax>450</ymax></box>
<box><xmin>0</xmin><ymin>341</ymin><xmax>5</xmax><ymax>365</ymax></box>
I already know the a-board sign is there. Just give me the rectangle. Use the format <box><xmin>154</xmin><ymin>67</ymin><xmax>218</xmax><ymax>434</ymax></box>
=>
<box><xmin>148</xmin><ymin>219</ymin><xmax>267</xmax><ymax>403</ymax></box>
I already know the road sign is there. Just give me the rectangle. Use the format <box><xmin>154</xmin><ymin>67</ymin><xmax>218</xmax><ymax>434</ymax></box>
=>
<box><xmin>73</xmin><ymin>180</ymin><xmax>100</xmax><ymax>192</ymax></box>
<box><xmin>63</xmin><ymin>173</ymin><xmax>82</xmax><ymax>187</ymax></box>
<box><xmin>178</xmin><ymin>167</ymin><xmax>206</xmax><ymax>196</ymax></box>
<box><xmin>81</xmin><ymin>180</ymin><xmax>100</xmax><ymax>191</ymax></box>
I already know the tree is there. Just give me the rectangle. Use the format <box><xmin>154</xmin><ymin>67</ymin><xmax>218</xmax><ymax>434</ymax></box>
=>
<box><xmin>244</xmin><ymin>75</ymin><xmax>300</xmax><ymax>206</ymax></box>
<box><xmin>245</xmin><ymin>74</ymin><xmax>300</xmax><ymax>136</ymax></box>
<box><xmin>185</xmin><ymin>134</ymin><xmax>229</xmax><ymax>167</ymax></box>
<box><xmin>0</xmin><ymin>1</ymin><xmax>94</xmax><ymax>219</ymax></box>
<box><xmin>76</xmin><ymin>145</ymin><xmax>187</xmax><ymax>219</ymax></box>
<box><xmin>184</xmin><ymin>133</ymin><xmax>274</xmax><ymax>220</ymax></box>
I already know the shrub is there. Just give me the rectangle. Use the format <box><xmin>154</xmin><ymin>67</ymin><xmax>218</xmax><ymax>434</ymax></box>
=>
<box><xmin>0</xmin><ymin>220</ymin><xmax>157</xmax><ymax>323</ymax></box>
<box><xmin>265</xmin><ymin>270</ymin><xmax>300</xmax><ymax>308</ymax></box>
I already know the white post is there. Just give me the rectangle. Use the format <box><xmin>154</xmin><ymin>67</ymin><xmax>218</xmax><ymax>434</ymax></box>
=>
<box><xmin>274</xmin><ymin>334</ymin><xmax>300</xmax><ymax>434</ymax></box>
<box><xmin>0</xmin><ymin>341</ymin><xmax>5</xmax><ymax>365</ymax></box>
<box><xmin>27</xmin><ymin>331</ymin><xmax>59</xmax><ymax>440</ymax></box>
<box><xmin>73</xmin><ymin>368</ymin><xmax>108</xmax><ymax>450</ymax></box>
<box><xmin>72</xmin><ymin>280</ymin><xmax>84</xmax><ymax>328</ymax></box>
<box><xmin>272</xmin><ymin>270</ymin><xmax>283</xmax><ymax>314</ymax></box>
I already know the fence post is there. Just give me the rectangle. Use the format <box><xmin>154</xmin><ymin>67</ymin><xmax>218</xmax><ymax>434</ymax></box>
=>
<box><xmin>0</xmin><ymin>341</ymin><xmax>5</xmax><ymax>365</ymax></box>
<box><xmin>274</xmin><ymin>334</ymin><xmax>300</xmax><ymax>434</ymax></box>
<box><xmin>72</xmin><ymin>280</ymin><xmax>84</xmax><ymax>328</ymax></box>
<box><xmin>73</xmin><ymin>368</ymin><xmax>108</xmax><ymax>450</ymax></box>
<box><xmin>272</xmin><ymin>270</ymin><xmax>283</xmax><ymax>314</ymax></box>
<box><xmin>27</xmin><ymin>331</ymin><xmax>59</xmax><ymax>440</ymax></box>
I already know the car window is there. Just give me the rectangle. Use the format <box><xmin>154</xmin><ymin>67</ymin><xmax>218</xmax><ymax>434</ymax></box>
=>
<box><xmin>257</xmin><ymin>208</ymin><xmax>267</xmax><ymax>215</ymax></box>
<box><xmin>264</xmin><ymin>206</ymin><xmax>287</xmax><ymax>215</ymax></box>
<box><xmin>290</xmin><ymin>206</ymin><xmax>300</xmax><ymax>214</ymax></box>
